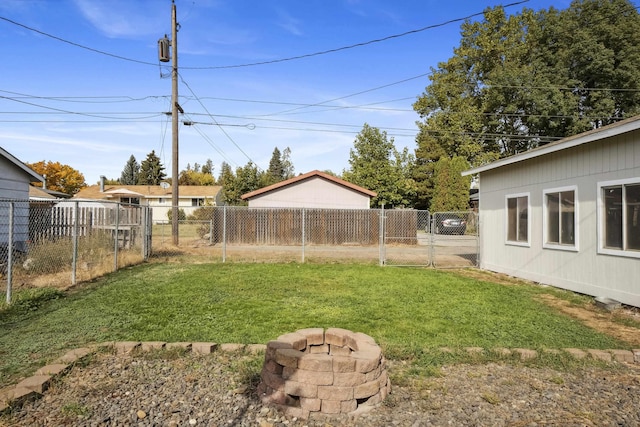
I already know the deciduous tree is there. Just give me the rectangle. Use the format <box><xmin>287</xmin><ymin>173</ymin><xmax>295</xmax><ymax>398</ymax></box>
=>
<box><xmin>27</xmin><ymin>160</ymin><xmax>87</xmax><ymax>195</ymax></box>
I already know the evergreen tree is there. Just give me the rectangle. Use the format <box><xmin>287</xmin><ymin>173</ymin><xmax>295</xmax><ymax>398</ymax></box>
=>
<box><xmin>137</xmin><ymin>150</ymin><xmax>166</xmax><ymax>185</ymax></box>
<box><xmin>430</xmin><ymin>156</ymin><xmax>471</xmax><ymax>212</ymax></box>
<box><xmin>265</xmin><ymin>147</ymin><xmax>284</xmax><ymax>186</ymax></box>
<box><xmin>119</xmin><ymin>155</ymin><xmax>140</xmax><ymax>185</ymax></box>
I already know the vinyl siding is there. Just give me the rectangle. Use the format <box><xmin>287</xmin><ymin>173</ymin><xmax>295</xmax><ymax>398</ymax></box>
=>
<box><xmin>479</xmin><ymin>131</ymin><xmax>640</xmax><ymax>307</ymax></box>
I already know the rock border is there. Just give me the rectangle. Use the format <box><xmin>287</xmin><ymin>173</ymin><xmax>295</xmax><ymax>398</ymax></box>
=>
<box><xmin>1</xmin><ymin>343</ymin><xmax>638</xmax><ymax>416</ymax></box>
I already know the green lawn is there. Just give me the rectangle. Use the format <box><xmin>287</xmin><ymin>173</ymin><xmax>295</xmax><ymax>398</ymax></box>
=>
<box><xmin>0</xmin><ymin>262</ymin><xmax>634</xmax><ymax>387</ymax></box>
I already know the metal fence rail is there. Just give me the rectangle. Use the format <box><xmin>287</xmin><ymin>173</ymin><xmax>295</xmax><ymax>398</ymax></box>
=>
<box><xmin>1</xmin><ymin>199</ymin><xmax>151</xmax><ymax>303</ymax></box>
<box><xmin>153</xmin><ymin>206</ymin><xmax>478</xmax><ymax>267</ymax></box>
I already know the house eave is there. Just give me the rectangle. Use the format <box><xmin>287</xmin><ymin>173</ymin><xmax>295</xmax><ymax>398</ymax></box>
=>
<box><xmin>462</xmin><ymin>115</ymin><xmax>640</xmax><ymax>176</ymax></box>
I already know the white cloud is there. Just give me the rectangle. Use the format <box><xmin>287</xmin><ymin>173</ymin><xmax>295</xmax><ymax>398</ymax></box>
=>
<box><xmin>72</xmin><ymin>0</ymin><xmax>166</xmax><ymax>38</ymax></box>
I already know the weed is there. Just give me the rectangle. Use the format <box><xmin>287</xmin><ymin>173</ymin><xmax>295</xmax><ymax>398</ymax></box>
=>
<box><xmin>481</xmin><ymin>392</ymin><xmax>501</xmax><ymax>405</ymax></box>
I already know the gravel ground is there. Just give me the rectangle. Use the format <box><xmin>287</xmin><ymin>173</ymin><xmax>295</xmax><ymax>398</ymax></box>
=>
<box><xmin>2</xmin><ymin>349</ymin><xmax>640</xmax><ymax>427</ymax></box>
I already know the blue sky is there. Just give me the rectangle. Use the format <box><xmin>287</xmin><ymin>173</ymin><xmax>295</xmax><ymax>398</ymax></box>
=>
<box><xmin>1</xmin><ymin>0</ymin><xmax>570</xmax><ymax>185</ymax></box>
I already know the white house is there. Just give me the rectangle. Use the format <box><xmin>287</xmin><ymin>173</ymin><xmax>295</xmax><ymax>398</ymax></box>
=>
<box><xmin>0</xmin><ymin>147</ymin><xmax>44</xmax><ymax>252</ymax></box>
<box><xmin>241</xmin><ymin>170</ymin><xmax>376</xmax><ymax>209</ymax></box>
<box><xmin>73</xmin><ymin>177</ymin><xmax>222</xmax><ymax>223</ymax></box>
<box><xmin>464</xmin><ymin>115</ymin><xmax>640</xmax><ymax>307</ymax></box>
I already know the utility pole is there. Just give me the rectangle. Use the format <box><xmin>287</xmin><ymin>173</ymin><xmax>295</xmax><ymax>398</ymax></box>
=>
<box><xmin>170</xmin><ymin>0</ymin><xmax>179</xmax><ymax>245</ymax></box>
<box><xmin>159</xmin><ymin>1</ymin><xmax>180</xmax><ymax>245</ymax></box>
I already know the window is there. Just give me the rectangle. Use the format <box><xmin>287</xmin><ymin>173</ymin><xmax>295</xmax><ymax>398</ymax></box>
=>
<box><xmin>598</xmin><ymin>179</ymin><xmax>640</xmax><ymax>257</ymax></box>
<box><xmin>543</xmin><ymin>187</ymin><xmax>577</xmax><ymax>250</ymax></box>
<box><xmin>192</xmin><ymin>198</ymin><xmax>204</xmax><ymax>207</ymax></box>
<box><xmin>506</xmin><ymin>193</ymin><xmax>529</xmax><ymax>245</ymax></box>
<box><xmin>120</xmin><ymin>197</ymin><xmax>139</xmax><ymax>205</ymax></box>
<box><xmin>158</xmin><ymin>198</ymin><xmax>166</xmax><ymax>204</ymax></box>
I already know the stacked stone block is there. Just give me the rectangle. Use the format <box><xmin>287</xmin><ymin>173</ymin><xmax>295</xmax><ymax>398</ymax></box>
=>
<box><xmin>257</xmin><ymin>327</ymin><xmax>391</xmax><ymax>419</ymax></box>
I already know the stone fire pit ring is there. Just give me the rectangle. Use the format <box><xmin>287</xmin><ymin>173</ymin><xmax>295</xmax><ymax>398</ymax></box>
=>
<box><xmin>258</xmin><ymin>328</ymin><xmax>390</xmax><ymax>419</ymax></box>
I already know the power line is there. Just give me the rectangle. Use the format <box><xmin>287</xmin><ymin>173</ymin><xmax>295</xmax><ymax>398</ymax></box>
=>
<box><xmin>185</xmin><ymin>1</ymin><xmax>531</xmax><ymax>70</ymax></box>
<box><xmin>178</xmin><ymin>73</ymin><xmax>259</xmax><ymax>169</ymax></box>
<box><xmin>0</xmin><ymin>16</ymin><xmax>157</xmax><ymax>66</ymax></box>
<box><xmin>0</xmin><ymin>1</ymin><xmax>529</xmax><ymax>70</ymax></box>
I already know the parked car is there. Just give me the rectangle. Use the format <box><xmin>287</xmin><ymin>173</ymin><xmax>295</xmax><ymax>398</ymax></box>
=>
<box><xmin>430</xmin><ymin>213</ymin><xmax>467</xmax><ymax>235</ymax></box>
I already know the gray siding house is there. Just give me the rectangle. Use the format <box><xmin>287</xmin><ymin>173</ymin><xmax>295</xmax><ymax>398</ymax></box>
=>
<box><xmin>464</xmin><ymin>116</ymin><xmax>640</xmax><ymax>307</ymax></box>
<box><xmin>0</xmin><ymin>147</ymin><xmax>44</xmax><ymax>251</ymax></box>
<box><xmin>241</xmin><ymin>170</ymin><xmax>376</xmax><ymax>209</ymax></box>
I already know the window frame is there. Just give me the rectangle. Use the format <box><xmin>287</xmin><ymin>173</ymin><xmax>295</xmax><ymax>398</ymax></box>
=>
<box><xmin>505</xmin><ymin>192</ymin><xmax>531</xmax><ymax>247</ymax></box>
<box><xmin>542</xmin><ymin>185</ymin><xmax>579</xmax><ymax>252</ymax></box>
<box><xmin>597</xmin><ymin>177</ymin><xmax>640</xmax><ymax>259</ymax></box>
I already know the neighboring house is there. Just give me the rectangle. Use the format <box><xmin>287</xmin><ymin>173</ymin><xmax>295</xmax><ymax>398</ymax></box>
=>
<box><xmin>463</xmin><ymin>115</ymin><xmax>640</xmax><ymax>307</ymax></box>
<box><xmin>241</xmin><ymin>170</ymin><xmax>376</xmax><ymax>209</ymax></box>
<box><xmin>73</xmin><ymin>177</ymin><xmax>222</xmax><ymax>223</ymax></box>
<box><xmin>0</xmin><ymin>147</ymin><xmax>44</xmax><ymax>252</ymax></box>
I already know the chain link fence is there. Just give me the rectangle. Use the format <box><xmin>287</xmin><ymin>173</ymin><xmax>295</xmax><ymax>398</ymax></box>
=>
<box><xmin>1</xmin><ymin>199</ymin><xmax>151</xmax><ymax>303</ymax></box>
<box><xmin>152</xmin><ymin>206</ymin><xmax>478</xmax><ymax>267</ymax></box>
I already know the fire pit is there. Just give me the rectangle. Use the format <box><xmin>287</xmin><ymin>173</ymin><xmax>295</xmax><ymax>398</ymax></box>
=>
<box><xmin>257</xmin><ymin>328</ymin><xmax>390</xmax><ymax>419</ymax></box>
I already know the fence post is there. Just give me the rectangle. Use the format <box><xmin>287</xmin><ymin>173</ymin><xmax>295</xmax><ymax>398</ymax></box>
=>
<box><xmin>378</xmin><ymin>205</ymin><xmax>385</xmax><ymax>266</ymax></box>
<box><xmin>429</xmin><ymin>212</ymin><xmax>435</xmax><ymax>267</ymax></box>
<box><xmin>209</xmin><ymin>219</ymin><xmax>213</xmax><ymax>245</ymax></box>
<box><xmin>71</xmin><ymin>201</ymin><xmax>79</xmax><ymax>286</ymax></box>
<box><xmin>113</xmin><ymin>204</ymin><xmax>120</xmax><ymax>272</ymax></box>
<box><xmin>222</xmin><ymin>205</ymin><xmax>227</xmax><ymax>263</ymax></box>
<box><xmin>6</xmin><ymin>202</ymin><xmax>14</xmax><ymax>304</ymax></box>
<box><xmin>301</xmin><ymin>208</ymin><xmax>305</xmax><ymax>263</ymax></box>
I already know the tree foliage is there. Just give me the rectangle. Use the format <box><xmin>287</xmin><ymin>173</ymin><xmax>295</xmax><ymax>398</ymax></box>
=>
<box><xmin>430</xmin><ymin>156</ymin><xmax>471</xmax><ymax>212</ymax></box>
<box><xmin>342</xmin><ymin>123</ymin><xmax>415</xmax><ymax>208</ymax></box>
<box><xmin>119</xmin><ymin>155</ymin><xmax>140</xmax><ymax>185</ymax></box>
<box><xmin>137</xmin><ymin>150</ymin><xmax>166</xmax><ymax>185</ymax></box>
<box><xmin>217</xmin><ymin>161</ymin><xmax>263</xmax><ymax>205</ymax></box>
<box><xmin>26</xmin><ymin>160</ymin><xmax>87</xmax><ymax>195</ymax></box>
<box><xmin>178</xmin><ymin>161</ymin><xmax>215</xmax><ymax>186</ymax></box>
<box><xmin>413</xmin><ymin>0</ymin><xmax>640</xmax><ymax>209</ymax></box>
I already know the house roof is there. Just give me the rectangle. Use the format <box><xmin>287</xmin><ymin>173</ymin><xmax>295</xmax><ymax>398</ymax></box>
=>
<box><xmin>463</xmin><ymin>114</ymin><xmax>640</xmax><ymax>176</ymax></box>
<box><xmin>74</xmin><ymin>184</ymin><xmax>222</xmax><ymax>200</ymax></box>
<box><xmin>29</xmin><ymin>186</ymin><xmax>56</xmax><ymax>200</ymax></box>
<box><xmin>241</xmin><ymin>170</ymin><xmax>377</xmax><ymax>200</ymax></box>
<box><xmin>0</xmin><ymin>146</ymin><xmax>44</xmax><ymax>183</ymax></box>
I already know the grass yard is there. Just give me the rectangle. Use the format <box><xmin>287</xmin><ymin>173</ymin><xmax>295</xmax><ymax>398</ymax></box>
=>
<box><xmin>0</xmin><ymin>262</ymin><xmax>636</xmax><ymax>388</ymax></box>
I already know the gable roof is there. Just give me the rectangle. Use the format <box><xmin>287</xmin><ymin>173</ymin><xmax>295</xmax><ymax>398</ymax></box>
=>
<box><xmin>74</xmin><ymin>184</ymin><xmax>222</xmax><ymax>200</ymax></box>
<box><xmin>0</xmin><ymin>146</ymin><xmax>44</xmax><ymax>183</ymax></box>
<box><xmin>241</xmin><ymin>170</ymin><xmax>377</xmax><ymax>200</ymax></box>
<box><xmin>463</xmin><ymin>114</ymin><xmax>640</xmax><ymax>176</ymax></box>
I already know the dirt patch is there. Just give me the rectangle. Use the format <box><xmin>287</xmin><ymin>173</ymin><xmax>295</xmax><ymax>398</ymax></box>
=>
<box><xmin>537</xmin><ymin>294</ymin><xmax>640</xmax><ymax>347</ymax></box>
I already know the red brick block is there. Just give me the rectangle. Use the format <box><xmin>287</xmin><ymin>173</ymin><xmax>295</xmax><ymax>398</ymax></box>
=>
<box><xmin>300</xmin><ymin>397</ymin><xmax>322</xmax><ymax>412</ymax></box>
<box><xmin>277</xmin><ymin>332</ymin><xmax>307</xmax><ymax>351</ymax></box>
<box><xmin>284</xmin><ymin>380</ymin><xmax>318</xmax><ymax>398</ymax></box>
<box><xmin>192</xmin><ymin>342</ymin><xmax>217</xmax><ymax>354</ymax></box>
<box><xmin>564</xmin><ymin>348</ymin><xmax>587</xmax><ymax>359</ymax></box>
<box><xmin>116</xmin><ymin>341</ymin><xmax>141</xmax><ymax>354</ymax></box>
<box><xmin>282</xmin><ymin>367</ymin><xmax>333</xmax><ymax>385</ymax></box>
<box><xmin>264</xmin><ymin>359</ymin><xmax>284</xmax><ymax>374</ymax></box>
<box><xmin>57</xmin><ymin>347</ymin><xmax>92</xmax><ymax>364</ymax></box>
<box><xmin>587</xmin><ymin>349</ymin><xmax>611</xmax><ymax>362</ymax></box>
<box><xmin>609</xmin><ymin>349</ymin><xmax>634</xmax><ymax>363</ymax></box>
<box><xmin>321</xmin><ymin>399</ymin><xmax>342</xmax><ymax>414</ymax></box>
<box><xmin>16</xmin><ymin>375</ymin><xmax>51</xmax><ymax>394</ymax></box>
<box><xmin>333</xmin><ymin>371</ymin><xmax>366</xmax><ymax>387</ymax></box>
<box><xmin>266</xmin><ymin>340</ymin><xmax>293</xmax><ymax>359</ymax></box>
<box><xmin>141</xmin><ymin>341</ymin><xmax>166</xmax><ymax>351</ymax></box>
<box><xmin>309</xmin><ymin>344</ymin><xmax>329</xmax><ymax>354</ymax></box>
<box><xmin>354</xmin><ymin>379</ymin><xmax>380</xmax><ymax>399</ymax></box>
<box><xmin>296</xmin><ymin>328</ymin><xmax>325</xmax><ymax>346</ymax></box>
<box><xmin>36</xmin><ymin>364</ymin><xmax>68</xmax><ymax>376</ymax></box>
<box><xmin>275</xmin><ymin>348</ymin><xmax>303</xmax><ymax>368</ymax></box>
<box><xmin>332</xmin><ymin>355</ymin><xmax>356</xmax><ymax>373</ymax></box>
<box><xmin>329</xmin><ymin>345</ymin><xmax>351</xmax><ymax>356</ymax></box>
<box><xmin>341</xmin><ymin>399</ymin><xmax>357</xmax><ymax>413</ymax></box>
<box><xmin>325</xmin><ymin>328</ymin><xmax>352</xmax><ymax>347</ymax></box>
<box><xmin>317</xmin><ymin>385</ymin><xmax>354</xmax><ymax>401</ymax></box>
<box><xmin>298</xmin><ymin>354</ymin><xmax>332</xmax><ymax>372</ymax></box>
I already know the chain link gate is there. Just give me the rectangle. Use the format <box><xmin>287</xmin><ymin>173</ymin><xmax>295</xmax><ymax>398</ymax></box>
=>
<box><xmin>382</xmin><ymin>209</ymin><xmax>479</xmax><ymax>268</ymax></box>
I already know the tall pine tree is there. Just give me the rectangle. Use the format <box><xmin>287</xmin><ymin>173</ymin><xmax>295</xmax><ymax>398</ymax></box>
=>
<box><xmin>119</xmin><ymin>155</ymin><xmax>140</xmax><ymax>185</ymax></box>
<box><xmin>137</xmin><ymin>150</ymin><xmax>166</xmax><ymax>185</ymax></box>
